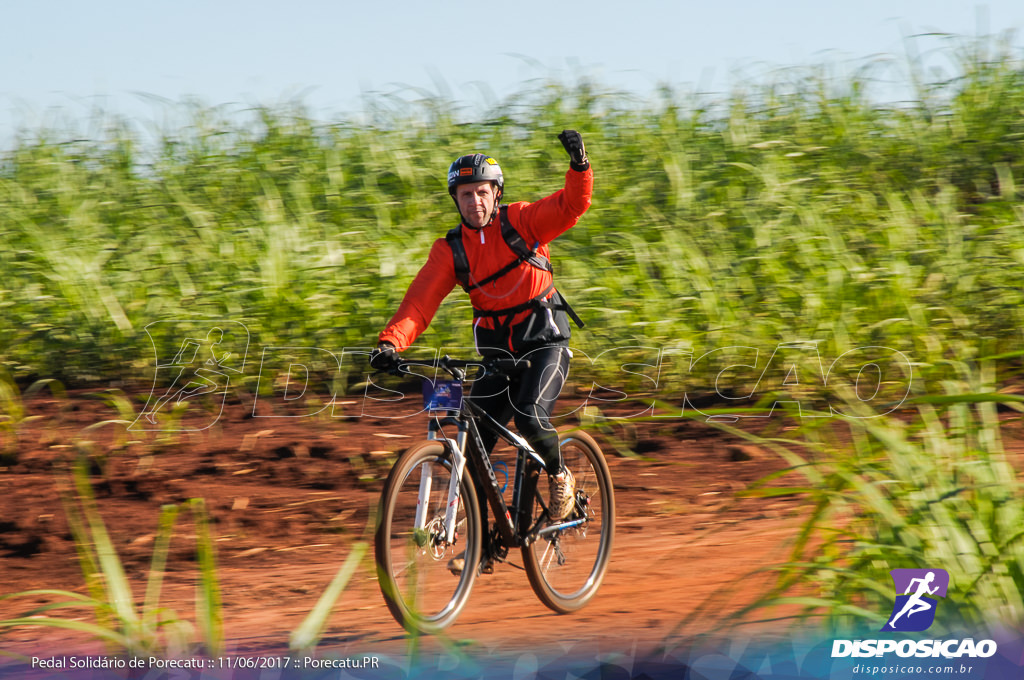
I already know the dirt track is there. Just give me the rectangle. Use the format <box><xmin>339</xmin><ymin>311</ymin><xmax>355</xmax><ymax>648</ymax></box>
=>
<box><xmin>0</xmin><ymin>387</ymin><xmax>805</xmax><ymax>669</ymax></box>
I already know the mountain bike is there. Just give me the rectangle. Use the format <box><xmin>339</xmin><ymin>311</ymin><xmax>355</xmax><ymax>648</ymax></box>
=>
<box><xmin>373</xmin><ymin>355</ymin><xmax>615</xmax><ymax>634</ymax></box>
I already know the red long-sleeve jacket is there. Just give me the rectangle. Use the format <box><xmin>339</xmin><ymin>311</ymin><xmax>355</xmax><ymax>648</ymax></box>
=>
<box><xmin>379</xmin><ymin>166</ymin><xmax>593</xmax><ymax>354</ymax></box>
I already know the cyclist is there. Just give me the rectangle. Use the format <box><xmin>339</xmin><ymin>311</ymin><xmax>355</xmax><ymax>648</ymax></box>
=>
<box><xmin>370</xmin><ymin>130</ymin><xmax>593</xmax><ymax>569</ymax></box>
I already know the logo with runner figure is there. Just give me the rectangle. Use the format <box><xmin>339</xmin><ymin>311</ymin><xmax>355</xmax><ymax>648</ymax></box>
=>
<box><xmin>881</xmin><ymin>568</ymin><xmax>950</xmax><ymax>632</ymax></box>
<box><xmin>131</xmin><ymin>320</ymin><xmax>249</xmax><ymax>431</ymax></box>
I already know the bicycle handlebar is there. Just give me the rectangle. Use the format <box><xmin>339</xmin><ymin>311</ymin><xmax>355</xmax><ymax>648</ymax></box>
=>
<box><xmin>388</xmin><ymin>355</ymin><xmax>531</xmax><ymax>381</ymax></box>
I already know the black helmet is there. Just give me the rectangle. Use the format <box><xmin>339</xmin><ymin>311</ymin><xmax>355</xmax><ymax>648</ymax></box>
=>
<box><xmin>447</xmin><ymin>153</ymin><xmax>504</xmax><ymax>197</ymax></box>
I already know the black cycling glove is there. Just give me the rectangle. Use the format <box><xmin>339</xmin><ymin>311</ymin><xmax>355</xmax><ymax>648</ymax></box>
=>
<box><xmin>369</xmin><ymin>342</ymin><xmax>399</xmax><ymax>372</ymax></box>
<box><xmin>558</xmin><ymin>129</ymin><xmax>589</xmax><ymax>171</ymax></box>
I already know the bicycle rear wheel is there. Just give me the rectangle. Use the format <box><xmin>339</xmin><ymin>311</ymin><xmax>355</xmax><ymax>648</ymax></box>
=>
<box><xmin>375</xmin><ymin>440</ymin><xmax>481</xmax><ymax>633</ymax></box>
<box><xmin>522</xmin><ymin>428</ymin><xmax>615</xmax><ymax>613</ymax></box>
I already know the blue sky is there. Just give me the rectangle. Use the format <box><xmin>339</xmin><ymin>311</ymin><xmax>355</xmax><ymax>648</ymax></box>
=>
<box><xmin>2</xmin><ymin>1</ymin><xmax>1023</xmax><ymax>146</ymax></box>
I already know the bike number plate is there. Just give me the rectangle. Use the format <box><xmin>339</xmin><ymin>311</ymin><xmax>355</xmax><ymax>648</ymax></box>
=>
<box><xmin>422</xmin><ymin>379</ymin><xmax>463</xmax><ymax>413</ymax></box>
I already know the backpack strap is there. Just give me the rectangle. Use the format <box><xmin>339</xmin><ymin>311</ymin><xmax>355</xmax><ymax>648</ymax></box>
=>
<box><xmin>446</xmin><ymin>206</ymin><xmax>584</xmax><ymax>328</ymax></box>
<box><xmin>448</xmin><ymin>206</ymin><xmax>553</xmax><ymax>293</ymax></box>
<box><xmin>445</xmin><ymin>225</ymin><xmax>471</xmax><ymax>290</ymax></box>
<box><xmin>499</xmin><ymin>206</ymin><xmax>552</xmax><ymax>275</ymax></box>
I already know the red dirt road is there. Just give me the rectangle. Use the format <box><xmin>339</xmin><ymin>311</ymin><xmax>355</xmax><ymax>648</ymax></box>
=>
<box><xmin>0</xmin><ymin>388</ymin><xmax>805</xmax><ymax>670</ymax></box>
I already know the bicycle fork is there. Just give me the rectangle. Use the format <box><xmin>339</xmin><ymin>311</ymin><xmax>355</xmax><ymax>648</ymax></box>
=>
<box><xmin>421</xmin><ymin>419</ymin><xmax>468</xmax><ymax>546</ymax></box>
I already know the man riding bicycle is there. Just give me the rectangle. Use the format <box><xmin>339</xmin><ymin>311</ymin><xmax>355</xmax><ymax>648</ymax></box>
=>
<box><xmin>370</xmin><ymin>130</ymin><xmax>593</xmax><ymax>570</ymax></box>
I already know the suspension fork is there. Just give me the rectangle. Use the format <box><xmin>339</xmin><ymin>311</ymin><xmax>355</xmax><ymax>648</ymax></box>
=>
<box><xmin>426</xmin><ymin>417</ymin><xmax>468</xmax><ymax>543</ymax></box>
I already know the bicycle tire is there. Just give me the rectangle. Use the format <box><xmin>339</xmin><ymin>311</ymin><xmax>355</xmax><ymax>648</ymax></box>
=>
<box><xmin>375</xmin><ymin>440</ymin><xmax>482</xmax><ymax>633</ymax></box>
<box><xmin>522</xmin><ymin>428</ymin><xmax>615</xmax><ymax>613</ymax></box>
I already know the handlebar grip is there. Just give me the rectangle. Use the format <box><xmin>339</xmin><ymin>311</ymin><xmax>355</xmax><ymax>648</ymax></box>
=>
<box><xmin>489</xmin><ymin>357</ymin><xmax>530</xmax><ymax>373</ymax></box>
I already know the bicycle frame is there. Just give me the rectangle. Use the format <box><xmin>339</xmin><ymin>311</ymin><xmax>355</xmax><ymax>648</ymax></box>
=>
<box><xmin>425</xmin><ymin>397</ymin><xmax>546</xmax><ymax>554</ymax></box>
<box><xmin>398</xmin><ymin>356</ymin><xmax>591</xmax><ymax>556</ymax></box>
<box><xmin>424</xmin><ymin>390</ymin><xmax>592</xmax><ymax>559</ymax></box>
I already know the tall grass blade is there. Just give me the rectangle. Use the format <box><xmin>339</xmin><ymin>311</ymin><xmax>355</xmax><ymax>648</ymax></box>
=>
<box><xmin>70</xmin><ymin>456</ymin><xmax>142</xmax><ymax>645</ymax></box>
<box><xmin>288</xmin><ymin>542</ymin><xmax>368</xmax><ymax>653</ymax></box>
<box><xmin>190</xmin><ymin>498</ymin><xmax>224</xmax><ymax>656</ymax></box>
<box><xmin>143</xmin><ymin>505</ymin><xmax>180</xmax><ymax>626</ymax></box>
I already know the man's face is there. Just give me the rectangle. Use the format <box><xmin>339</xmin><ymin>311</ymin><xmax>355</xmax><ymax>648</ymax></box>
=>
<box><xmin>455</xmin><ymin>181</ymin><xmax>499</xmax><ymax>228</ymax></box>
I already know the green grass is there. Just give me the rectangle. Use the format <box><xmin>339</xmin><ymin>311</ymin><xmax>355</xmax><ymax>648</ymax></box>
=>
<box><xmin>1</xmin><ymin>36</ymin><xmax>1023</xmax><ymax>395</ymax></box>
<box><xmin>712</xmin><ymin>362</ymin><xmax>1024</xmax><ymax>637</ymax></box>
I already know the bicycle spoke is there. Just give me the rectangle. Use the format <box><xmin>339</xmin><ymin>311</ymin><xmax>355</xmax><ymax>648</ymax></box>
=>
<box><xmin>522</xmin><ymin>430</ymin><xmax>614</xmax><ymax>613</ymax></box>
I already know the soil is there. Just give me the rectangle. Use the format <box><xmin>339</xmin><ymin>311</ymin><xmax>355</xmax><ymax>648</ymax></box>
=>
<box><xmin>0</xmin><ymin>384</ymin><xmax>812</xmax><ymax>674</ymax></box>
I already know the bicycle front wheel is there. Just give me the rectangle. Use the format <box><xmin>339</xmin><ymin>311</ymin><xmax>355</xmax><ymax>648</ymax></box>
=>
<box><xmin>374</xmin><ymin>440</ymin><xmax>481</xmax><ymax>634</ymax></box>
<box><xmin>522</xmin><ymin>428</ymin><xmax>615</xmax><ymax>613</ymax></box>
